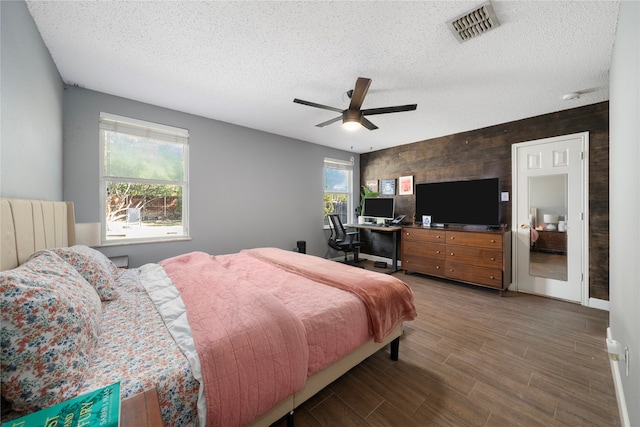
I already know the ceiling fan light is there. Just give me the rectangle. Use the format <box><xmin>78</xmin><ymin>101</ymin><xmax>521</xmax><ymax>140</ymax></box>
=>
<box><xmin>342</xmin><ymin>119</ymin><xmax>361</xmax><ymax>131</ymax></box>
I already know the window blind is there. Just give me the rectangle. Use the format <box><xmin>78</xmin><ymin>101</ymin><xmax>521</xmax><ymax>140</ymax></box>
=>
<box><xmin>99</xmin><ymin>112</ymin><xmax>189</xmax><ymax>144</ymax></box>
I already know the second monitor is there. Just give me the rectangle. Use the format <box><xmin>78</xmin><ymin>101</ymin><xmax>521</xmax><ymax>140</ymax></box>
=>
<box><xmin>363</xmin><ymin>197</ymin><xmax>394</xmax><ymax>224</ymax></box>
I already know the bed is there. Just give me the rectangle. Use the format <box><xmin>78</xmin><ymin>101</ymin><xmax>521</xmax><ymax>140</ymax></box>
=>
<box><xmin>0</xmin><ymin>198</ymin><xmax>416</xmax><ymax>426</ymax></box>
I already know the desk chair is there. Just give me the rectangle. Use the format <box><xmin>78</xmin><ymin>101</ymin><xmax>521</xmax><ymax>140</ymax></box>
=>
<box><xmin>327</xmin><ymin>213</ymin><xmax>361</xmax><ymax>264</ymax></box>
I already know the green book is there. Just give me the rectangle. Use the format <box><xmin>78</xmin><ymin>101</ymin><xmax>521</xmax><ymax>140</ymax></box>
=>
<box><xmin>2</xmin><ymin>382</ymin><xmax>120</xmax><ymax>427</ymax></box>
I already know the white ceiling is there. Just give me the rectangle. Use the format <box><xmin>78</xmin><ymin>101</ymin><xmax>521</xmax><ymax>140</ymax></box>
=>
<box><xmin>26</xmin><ymin>1</ymin><xmax>620</xmax><ymax>154</ymax></box>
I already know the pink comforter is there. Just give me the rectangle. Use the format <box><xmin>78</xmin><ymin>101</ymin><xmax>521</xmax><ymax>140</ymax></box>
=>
<box><xmin>160</xmin><ymin>248</ymin><xmax>417</xmax><ymax>426</ymax></box>
<box><xmin>244</xmin><ymin>248</ymin><xmax>417</xmax><ymax>342</ymax></box>
<box><xmin>160</xmin><ymin>252</ymin><xmax>308</xmax><ymax>427</ymax></box>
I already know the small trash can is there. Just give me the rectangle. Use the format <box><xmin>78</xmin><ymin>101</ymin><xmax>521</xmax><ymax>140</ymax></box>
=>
<box><xmin>296</xmin><ymin>241</ymin><xmax>306</xmax><ymax>254</ymax></box>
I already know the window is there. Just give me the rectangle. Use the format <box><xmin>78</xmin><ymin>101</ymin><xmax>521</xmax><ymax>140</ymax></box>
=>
<box><xmin>323</xmin><ymin>157</ymin><xmax>354</xmax><ymax>226</ymax></box>
<box><xmin>100</xmin><ymin>113</ymin><xmax>189</xmax><ymax>243</ymax></box>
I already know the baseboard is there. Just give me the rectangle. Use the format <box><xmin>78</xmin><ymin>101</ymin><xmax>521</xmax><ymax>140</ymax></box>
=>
<box><xmin>589</xmin><ymin>297</ymin><xmax>609</xmax><ymax>311</ymax></box>
<box><xmin>609</xmin><ymin>353</ymin><xmax>631</xmax><ymax>426</ymax></box>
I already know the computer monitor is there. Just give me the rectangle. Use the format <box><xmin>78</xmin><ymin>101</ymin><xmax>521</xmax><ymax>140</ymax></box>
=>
<box><xmin>363</xmin><ymin>198</ymin><xmax>394</xmax><ymax>223</ymax></box>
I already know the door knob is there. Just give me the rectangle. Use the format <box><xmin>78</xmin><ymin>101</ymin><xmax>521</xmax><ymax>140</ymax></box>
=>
<box><xmin>520</xmin><ymin>224</ymin><xmax>529</xmax><ymax>229</ymax></box>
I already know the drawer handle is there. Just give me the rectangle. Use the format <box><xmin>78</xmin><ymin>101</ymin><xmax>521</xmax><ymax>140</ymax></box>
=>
<box><xmin>437</xmin><ymin>235</ymin><xmax>441</xmax><ymax>239</ymax></box>
<box><xmin>450</xmin><ymin>236</ymin><xmax>454</xmax><ymax>240</ymax></box>
<box><xmin>490</xmin><ymin>257</ymin><xmax>495</xmax><ymax>261</ymax></box>
<box><xmin>435</xmin><ymin>265</ymin><xmax>440</xmax><ymax>269</ymax></box>
<box><xmin>449</xmin><ymin>268</ymin><xmax>454</xmax><ymax>272</ymax></box>
<box><xmin>490</xmin><ymin>275</ymin><xmax>495</xmax><ymax>280</ymax></box>
<box><xmin>490</xmin><ymin>239</ymin><xmax>496</xmax><ymax>243</ymax></box>
<box><xmin>450</xmin><ymin>252</ymin><xmax>454</xmax><ymax>256</ymax></box>
<box><xmin>436</xmin><ymin>250</ymin><xmax>441</xmax><ymax>254</ymax></box>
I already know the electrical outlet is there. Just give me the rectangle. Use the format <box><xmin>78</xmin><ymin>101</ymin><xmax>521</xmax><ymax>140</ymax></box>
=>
<box><xmin>606</xmin><ymin>327</ymin><xmax>624</xmax><ymax>362</ymax></box>
<box><xmin>501</xmin><ymin>191</ymin><xmax>509</xmax><ymax>202</ymax></box>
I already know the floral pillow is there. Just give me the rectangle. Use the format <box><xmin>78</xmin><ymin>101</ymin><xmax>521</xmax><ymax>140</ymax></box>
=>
<box><xmin>0</xmin><ymin>251</ymin><xmax>102</xmax><ymax>413</ymax></box>
<box><xmin>47</xmin><ymin>245</ymin><xmax>119</xmax><ymax>301</ymax></box>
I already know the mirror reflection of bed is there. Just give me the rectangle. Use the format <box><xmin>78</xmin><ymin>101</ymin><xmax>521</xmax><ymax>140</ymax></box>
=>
<box><xmin>528</xmin><ymin>175</ymin><xmax>569</xmax><ymax>283</ymax></box>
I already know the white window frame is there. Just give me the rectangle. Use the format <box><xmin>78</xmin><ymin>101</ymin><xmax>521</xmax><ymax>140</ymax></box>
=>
<box><xmin>99</xmin><ymin>112</ymin><xmax>189</xmax><ymax>245</ymax></box>
<box><xmin>323</xmin><ymin>157</ymin><xmax>354</xmax><ymax>227</ymax></box>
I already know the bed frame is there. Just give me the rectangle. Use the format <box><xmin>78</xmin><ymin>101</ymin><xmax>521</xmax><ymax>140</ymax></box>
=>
<box><xmin>0</xmin><ymin>198</ymin><xmax>403</xmax><ymax>426</ymax></box>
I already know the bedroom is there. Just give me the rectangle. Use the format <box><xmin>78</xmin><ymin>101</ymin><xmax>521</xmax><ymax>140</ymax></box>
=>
<box><xmin>1</xmin><ymin>1</ymin><xmax>638</xmax><ymax>426</ymax></box>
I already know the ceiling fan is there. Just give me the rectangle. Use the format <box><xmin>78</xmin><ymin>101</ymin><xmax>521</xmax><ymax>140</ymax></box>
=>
<box><xmin>293</xmin><ymin>77</ymin><xmax>417</xmax><ymax>131</ymax></box>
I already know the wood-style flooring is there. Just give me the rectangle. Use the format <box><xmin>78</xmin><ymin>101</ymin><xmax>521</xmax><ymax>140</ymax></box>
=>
<box><xmin>272</xmin><ymin>261</ymin><xmax>619</xmax><ymax>426</ymax></box>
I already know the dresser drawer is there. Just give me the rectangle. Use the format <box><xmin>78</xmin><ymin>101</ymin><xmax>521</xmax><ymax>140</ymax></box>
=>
<box><xmin>403</xmin><ymin>227</ymin><xmax>446</xmax><ymax>243</ymax></box>
<box><xmin>445</xmin><ymin>261</ymin><xmax>503</xmax><ymax>289</ymax></box>
<box><xmin>403</xmin><ymin>255</ymin><xmax>445</xmax><ymax>277</ymax></box>
<box><xmin>402</xmin><ymin>240</ymin><xmax>446</xmax><ymax>259</ymax></box>
<box><xmin>446</xmin><ymin>245</ymin><xmax>502</xmax><ymax>269</ymax></box>
<box><xmin>446</xmin><ymin>231</ymin><xmax>503</xmax><ymax>249</ymax></box>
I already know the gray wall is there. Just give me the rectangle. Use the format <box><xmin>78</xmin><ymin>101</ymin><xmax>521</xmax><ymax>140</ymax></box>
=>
<box><xmin>63</xmin><ymin>87</ymin><xmax>359</xmax><ymax>266</ymax></box>
<box><xmin>609</xmin><ymin>1</ymin><xmax>639</xmax><ymax>424</ymax></box>
<box><xmin>0</xmin><ymin>0</ymin><xmax>64</xmax><ymax>200</ymax></box>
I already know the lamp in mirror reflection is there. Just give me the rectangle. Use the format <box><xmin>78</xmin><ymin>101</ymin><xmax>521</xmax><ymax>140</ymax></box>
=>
<box><xmin>543</xmin><ymin>214</ymin><xmax>559</xmax><ymax>231</ymax></box>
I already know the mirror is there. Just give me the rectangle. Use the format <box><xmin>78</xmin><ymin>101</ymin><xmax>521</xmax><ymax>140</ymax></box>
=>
<box><xmin>528</xmin><ymin>175</ymin><xmax>568</xmax><ymax>281</ymax></box>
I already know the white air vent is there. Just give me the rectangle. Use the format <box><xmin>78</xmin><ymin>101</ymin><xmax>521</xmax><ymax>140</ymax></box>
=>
<box><xmin>447</xmin><ymin>2</ymin><xmax>500</xmax><ymax>43</ymax></box>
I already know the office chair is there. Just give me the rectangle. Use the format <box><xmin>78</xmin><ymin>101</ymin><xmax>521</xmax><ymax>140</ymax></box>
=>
<box><xmin>327</xmin><ymin>213</ymin><xmax>361</xmax><ymax>264</ymax></box>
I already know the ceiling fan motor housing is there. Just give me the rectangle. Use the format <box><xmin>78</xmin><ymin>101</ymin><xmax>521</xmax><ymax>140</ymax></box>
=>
<box><xmin>343</xmin><ymin>109</ymin><xmax>363</xmax><ymax>124</ymax></box>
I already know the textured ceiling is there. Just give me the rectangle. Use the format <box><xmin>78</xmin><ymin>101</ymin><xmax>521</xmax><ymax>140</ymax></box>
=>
<box><xmin>26</xmin><ymin>1</ymin><xmax>620</xmax><ymax>154</ymax></box>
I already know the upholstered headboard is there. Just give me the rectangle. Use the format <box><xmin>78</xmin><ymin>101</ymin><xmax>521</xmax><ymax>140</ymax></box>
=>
<box><xmin>1</xmin><ymin>198</ymin><xmax>76</xmax><ymax>271</ymax></box>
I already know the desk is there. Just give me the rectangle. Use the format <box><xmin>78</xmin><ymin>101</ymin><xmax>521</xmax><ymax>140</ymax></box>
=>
<box><xmin>346</xmin><ymin>223</ymin><xmax>402</xmax><ymax>273</ymax></box>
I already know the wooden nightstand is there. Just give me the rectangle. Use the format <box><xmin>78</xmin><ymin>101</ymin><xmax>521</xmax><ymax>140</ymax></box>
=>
<box><xmin>109</xmin><ymin>255</ymin><xmax>129</xmax><ymax>269</ymax></box>
<box><xmin>121</xmin><ymin>388</ymin><xmax>163</xmax><ymax>427</ymax></box>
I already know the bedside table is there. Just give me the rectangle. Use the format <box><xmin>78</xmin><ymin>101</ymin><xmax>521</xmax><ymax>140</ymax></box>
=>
<box><xmin>109</xmin><ymin>255</ymin><xmax>129</xmax><ymax>269</ymax></box>
<box><xmin>121</xmin><ymin>388</ymin><xmax>163</xmax><ymax>427</ymax></box>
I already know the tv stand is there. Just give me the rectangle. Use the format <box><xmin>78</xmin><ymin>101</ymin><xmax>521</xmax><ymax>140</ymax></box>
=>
<box><xmin>401</xmin><ymin>226</ymin><xmax>511</xmax><ymax>295</ymax></box>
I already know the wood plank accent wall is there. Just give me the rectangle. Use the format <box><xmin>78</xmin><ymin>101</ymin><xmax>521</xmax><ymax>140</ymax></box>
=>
<box><xmin>360</xmin><ymin>102</ymin><xmax>609</xmax><ymax>301</ymax></box>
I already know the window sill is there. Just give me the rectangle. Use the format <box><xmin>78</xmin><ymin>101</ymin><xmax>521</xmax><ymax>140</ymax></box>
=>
<box><xmin>96</xmin><ymin>236</ymin><xmax>192</xmax><ymax>247</ymax></box>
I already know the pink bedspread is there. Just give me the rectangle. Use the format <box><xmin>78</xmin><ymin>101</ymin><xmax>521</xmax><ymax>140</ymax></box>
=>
<box><xmin>160</xmin><ymin>252</ymin><xmax>308</xmax><ymax>427</ymax></box>
<box><xmin>244</xmin><ymin>248</ymin><xmax>417</xmax><ymax>343</ymax></box>
<box><xmin>215</xmin><ymin>251</ymin><xmax>372</xmax><ymax>375</ymax></box>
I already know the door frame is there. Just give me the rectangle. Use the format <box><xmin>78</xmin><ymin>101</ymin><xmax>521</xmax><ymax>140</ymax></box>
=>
<box><xmin>511</xmin><ymin>132</ymin><xmax>589</xmax><ymax>306</ymax></box>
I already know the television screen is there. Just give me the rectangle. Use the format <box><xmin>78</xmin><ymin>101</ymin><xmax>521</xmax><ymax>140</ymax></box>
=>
<box><xmin>415</xmin><ymin>178</ymin><xmax>500</xmax><ymax>227</ymax></box>
<box><xmin>363</xmin><ymin>197</ymin><xmax>395</xmax><ymax>220</ymax></box>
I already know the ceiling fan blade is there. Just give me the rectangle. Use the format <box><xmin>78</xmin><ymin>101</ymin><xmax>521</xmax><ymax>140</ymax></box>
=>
<box><xmin>348</xmin><ymin>77</ymin><xmax>372</xmax><ymax>111</ymax></box>
<box><xmin>360</xmin><ymin>117</ymin><xmax>379</xmax><ymax>130</ymax></box>
<box><xmin>293</xmin><ymin>98</ymin><xmax>344</xmax><ymax>113</ymax></box>
<box><xmin>361</xmin><ymin>104</ymin><xmax>418</xmax><ymax>116</ymax></box>
<box><xmin>316</xmin><ymin>116</ymin><xmax>343</xmax><ymax>127</ymax></box>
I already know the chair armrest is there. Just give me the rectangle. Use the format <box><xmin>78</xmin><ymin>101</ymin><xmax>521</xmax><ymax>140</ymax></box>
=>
<box><xmin>345</xmin><ymin>231</ymin><xmax>359</xmax><ymax>244</ymax></box>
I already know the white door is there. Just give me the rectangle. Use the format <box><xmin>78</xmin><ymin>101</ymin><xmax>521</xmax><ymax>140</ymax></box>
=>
<box><xmin>512</xmin><ymin>132</ymin><xmax>588</xmax><ymax>304</ymax></box>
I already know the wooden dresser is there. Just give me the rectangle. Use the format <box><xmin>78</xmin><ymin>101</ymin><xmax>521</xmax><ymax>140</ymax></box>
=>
<box><xmin>401</xmin><ymin>227</ymin><xmax>511</xmax><ymax>294</ymax></box>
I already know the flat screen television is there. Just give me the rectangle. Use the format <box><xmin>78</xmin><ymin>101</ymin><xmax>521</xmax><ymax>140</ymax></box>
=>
<box><xmin>415</xmin><ymin>178</ymin><xmax>500</xmax><ymax>227</ymax></box>
<box><xmin>363</xmin><ymin>197</ymin><xmax>395</xmax><ymax>221</ymax></box>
